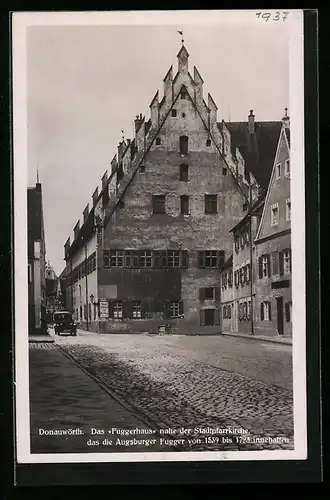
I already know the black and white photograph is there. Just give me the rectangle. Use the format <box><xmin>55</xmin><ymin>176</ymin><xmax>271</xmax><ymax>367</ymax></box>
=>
<box><xmin>12</xmin><ymin>9</ymin><xmax>307</xmax><ymax>465</ymax></box>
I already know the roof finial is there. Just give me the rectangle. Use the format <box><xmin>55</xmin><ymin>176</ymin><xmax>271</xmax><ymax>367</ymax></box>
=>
<box><xmin>284</xmin><ymin>107</ymin><xmax>288</xmax><ymax>117</ymax></box>
<box><xmin>121</xmin><ymin>129</ymin><xmax>125</xmax><ymax>141</ymax></box>
<box><xmin>36</xmin><ymin>167</ymin><xmax>39</xmax><ymax>184</ymax></box>
<box><xmin>177</xmin><ymin>29</ymin><xmax>184</xmax><ymax>45</ymax></box>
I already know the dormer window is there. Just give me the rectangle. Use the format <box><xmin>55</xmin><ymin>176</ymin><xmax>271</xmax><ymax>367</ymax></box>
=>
<box><xmin>156</xmin><ymin>137</ymin><xmax>161</xmax><ymax>145</ymax></box>
<box><xmin>171</xmin><ymin>109</ymin><xmax>177</xmax><ymax>117</ymax></box>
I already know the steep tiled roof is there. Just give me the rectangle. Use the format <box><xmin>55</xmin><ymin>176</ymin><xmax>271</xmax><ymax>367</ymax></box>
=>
<box><xmin>226</xmin><ymin>121</ymin><xmax>282</xmax><ymax>192</ymax></box>
<box><xmin>284</xmin><ymin>127</ymin><xmax>290</xmax><ymax>147</ymax></box>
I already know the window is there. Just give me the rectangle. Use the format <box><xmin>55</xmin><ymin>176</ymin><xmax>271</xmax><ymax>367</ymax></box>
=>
<box><xmin>223</xmin><ymin>306</ymin><xmax>226</xmax><ymax>319</ymax></box>
<box><xmin>285</xmin><ymin>301</ymin><xmax>292</xmax><ymax>322</ymax></box>
<box><xmin>286</xmin><ymin>198</ymin><xmax>291</xmax><ymax>221</ymax></box>
<box><xmin>132</xmin><ymin>301</ymin><xmax>142</xmax><ymax>319</ymax></box>
<box><xmin>110</xmin><ymin>250</ymin><xmax>124</xmax><ymax>267</ymax></box>
<box><xmin>234</xmin><ymin>237</ymin><xmax>239</xmax><ymax>253</ymax></box>
<box><xmin>152</xmin><ymin>195</ymin><xmax>166</xmax><ymax>214</ymax></box>
<box><xmin>243</xmin><ymin>302</ymin><xmax>247</xmax><ymax>320</ymax></box>
<box><xmin>259</xmin><ymin>254</ymin><xmax>270</xmax><ymax>278</ymax></box>
<box><xmin>205</xmin><ymin>194</ymin><xmax>217</xmax><ymax>214</ymax></box>
<box><xmin>271</xmin><ymin>203</ymin><xmax>279</xmax><ymax>226</ymax></box>
<box><xmin>180</xmin><ymin>88</ymin><xmax>187</xmax><ymax>99</ymax></box>
<box><xmin>243</xmin><ymin>203</ymin><xmax>247</xmax><ymax>212</ymax></box>
<box><xmin>28</xmin><ymin>264</ymin><xmax>32</xmax><ymax>284</ymax></box>
<box><xmin>276</xmin><ymin>163</ymin><xmax>281</xmax><ymax>179</ymax></box>
<box><xmin>198</xmin><ymin>250</ymin><xmax>223</xmax><ymax>268</ymax></box>
<box><xmin>246</xmin><ymin>263</ymin><xmax>251</xmax><ymax>283</ymax></box>
<box><xmin>171</xmin><ymin>109</ymin><xmax>177</xmax><ymax>117</ymax></box>
<box><xmin>179</xmin><ymin>135</ymin><xmax>188</xmax><ymax>155</ymax></box>
<box><xmin>200</xmin><ymin>308</ymin><xmax>220</xmax><ymax>327</ymax></box>
<box><xmin>182</xmin><ymin>112</ymin><xmax>186</xmax><ymax>118</ymax></box>
<box><xmin>285</xmin><ymin>159</ymin><xmax>290</xmax><ymax>176</ymax></box>
<box><xmin>271</xmin><ymin>251</ymin><xmax>279</xmax><ymax>275</ymax></box>
<box><xmin>206</xmin><ymin>139</ymin><xmax>211</xmax><ymax>147</ymax></box>
<box><xmin>113</xmin><ymin>301</ymin><xmax>123</xmax><ymax>319</ymax></box>
<box><xmin>239</xmin><ymin>267</ymin><xmax>245</xmax><ymax>285</ymax></box>
<box><xmin>179</xmin><ymin>164</ymin><xmax>189</xmax><ymax>182</ymax></box>
<box><xmin>170</xmin><ymin>301</ymin><xmax>182</xmax><ymax>318</ymax></box>
<box><xmin>167</xmin><ymin>250</ymin><xmax>181</xmax><ymax>267</ymax></box>
<box><xmin>156</xmin><ymin>137</ymin><xmax>161</xmax><ymax>145</ymax></box>
<box><xmin>139</xmin><ymin>250</ymin><xmax>152</xmax><ymax>268</ymax></box>
<box><xmin>119</xmin><ymin>200</ymin><xmax>125</xmax><ymax>208</ymax></box>
<box><xmin>181</xmin><ymin>195</ymin><xmax>190</xmax><ymax>215</ymax></box>
<box><xmin>140</xmin><ymin>165</ymin><xmax>146</xmax><ymax>173</ymax></box>
<box><xmin>223</xmin><ymin>167</ymin><xmax>228</xmax><ymax>176</ymax></box>
<box><xmin>283</xmin><ymin>249</ymin><xmax>291</xmax><ymax>274</ymax></box>
<box><xmin>261</xmin><ymin>301</ymin><xmax>271</xmax><ymax>321</ymax></box>
<box><xmin>204</xmin><ymin>287</ymin><xmax>215</xmax><ymax>300</ymax></box>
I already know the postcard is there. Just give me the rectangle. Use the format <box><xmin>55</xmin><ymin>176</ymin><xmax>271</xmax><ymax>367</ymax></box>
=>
<box><xmin>12</xmin><ymin>9</ymin><xmax>309</xmax><ymax>469</ymax></box>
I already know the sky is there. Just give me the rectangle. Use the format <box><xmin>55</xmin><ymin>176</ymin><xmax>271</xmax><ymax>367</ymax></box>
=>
<box><xmin>27</xmin><ymin>20</ymin><xmax>289</xmax><ymax>275</ymax></box>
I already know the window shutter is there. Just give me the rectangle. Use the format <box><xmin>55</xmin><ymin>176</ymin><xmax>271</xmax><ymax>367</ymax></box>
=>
<box><xmin>198</xmin><ymin>251</ymin><xmax>204</xmax><ymax>268</ymax></box>
<box><xmin>200</xmin><ymin>309</ymin><xmax>206</xmax><ymax>326</ymax></box>
<box><xmin>215</xmin><ymin>286</ymin><xmax>221</xmax><ymax>301</ymax></box>
<box><xmin>285</xmin><ymin>302</ymin><xmax>290</xmax><ymax>322</ymax></box>
<box><xmin>162</xmin><ymin>250</ymin><xmax>168</xmax><ymax>268</ymax></box>
<box><xmin>223</xmin><ymin>306</ymin><xmax>226</xmax><ymax>319</ymax></box>
<box><xmin>214</xmin><ymin>308</ymin><xmax>220</xmax><ymax>326</ymax></box>
<box><xmin>258</xmin><ymin>257</ymin><xmax>263</xmax><ymax>279</ymax></box>
<box><xmin>289</xmin><ymin>248</ymin><xmax>292</xmax><ymax>272</ymax></box>
<box><xmin>261</xmin><ymin>302</ymin><xmax>264</xmax><ymax>321</ymax></box>
<box><xmin>267</xmin><ymin>254</ymin><xmax>271</xmax><ymax>277</ymax></box>
<box><xmin>199</xmin><ymin>288</ymin><xmax>205</xmax><ymax>301</ymax></box>
<box><xmin>123</xmin><ymin>300</ymin><xmax>133</xmax><ymax>319</ymax></box>
<box><xmin>217</xmin><ymin>251</ymin><xmax>225</xmax><ymax>267</ymax></box>
<box><xmin>268</xmin><ymin>302</ymin><xmax>272</xmax><ymax>321</ymax></box>
<box><xmin>163</xmin><ymin>301</ymin><xmax>171</xmax><ymax>320</ymax></box>
<box><xmin>246</xmin><ymin>264</ymin><xmax>250</xmax><ymax>283</ymax></box>
<box><xmin>279</xmin><ymin>251</ymin><xmax>284</xmax><ymax>275</ymax></box>
<box><xmin>181</xmin><ymin>250</ymin><xmax>188</xmax><ymax>268</ymax></box>
<box><xmin>179</xmin><ymin>300</ymin><xmax>184</xmax><ymax>316</ymax></box>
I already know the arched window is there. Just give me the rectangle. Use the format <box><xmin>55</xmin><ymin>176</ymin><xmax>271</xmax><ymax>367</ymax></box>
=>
<box><xmin>179</xmin><ymin>135</ymin><xmax>188</xmax><ymax>155</ymax></box>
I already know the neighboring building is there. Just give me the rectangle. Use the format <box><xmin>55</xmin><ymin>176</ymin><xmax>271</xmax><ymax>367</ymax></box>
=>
<box><xmin>228</xmin><ymin>195</ymin><xmax>265</xmax><ymax>334</ymax></box>
<box><xmin>220</xmin><ymin>255</ymin><xmax>234</xmax><ymax>332</ymax></box>
<box><xmin>27</xmin><ymin>181</ymin><xmax>46</xmax><ymax>335</ymax></box>
<box><xmin>45</xmin><ymin>261</ymin><xmax>61</xmax><ymax>321</ymax></box>
<box><xmin>254</xmin><ymin>112</ymin><xmax>291</xmax><ymax>337</ymax></box>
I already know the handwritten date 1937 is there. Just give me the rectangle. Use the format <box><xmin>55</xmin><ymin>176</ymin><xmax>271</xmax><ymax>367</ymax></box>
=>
<box><xmin>256</xmin><ymin>12</ymin><xmax>290</xmax><ymax>22</ymax></box>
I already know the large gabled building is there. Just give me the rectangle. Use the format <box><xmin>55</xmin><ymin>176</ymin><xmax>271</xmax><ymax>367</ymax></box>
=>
<box><xmin>62</xmin><ymin>43</ymin><xmax>283</xmax><ymax>335</ymax></box>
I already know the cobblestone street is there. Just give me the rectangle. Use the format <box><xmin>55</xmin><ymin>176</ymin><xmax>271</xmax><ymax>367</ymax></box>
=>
<box><xmin>50</xmin><ymin>330</ymin><xmax>293</xmax><ymax>452</ymax></box>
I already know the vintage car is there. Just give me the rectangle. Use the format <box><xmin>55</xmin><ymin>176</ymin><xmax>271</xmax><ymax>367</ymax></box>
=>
<box><xmin>53</xmin><ymin>311</ymin><xmax>77</xmax><ymax>336</ymax></box>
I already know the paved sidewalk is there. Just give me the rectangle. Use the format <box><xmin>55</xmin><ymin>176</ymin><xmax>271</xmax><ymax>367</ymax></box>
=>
<box><xmin>28</xmin><ymin>331</ymin><xmax>54</xmax><ymax>343</ymax></box>
<box><xmin>221</xmin><ymin>331</ymin><xmax>292</xmax><ymax>345</ymax></box>
<box><xmin>29</xmin><ymin>343</ymin><xmax>163</xmax><ymax>454</ymax></box>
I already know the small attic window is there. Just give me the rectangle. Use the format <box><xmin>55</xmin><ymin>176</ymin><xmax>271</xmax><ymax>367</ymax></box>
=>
<box><xmin>243</xmin><ymin>203</ymin><xmax>247</xmax><ymax>212</ymax></box>
<box><xmin>206</xmin><ymin>139</ymin><xmax>211</xmax><ymax>147</ymax></box>
<box><xmin>182</xmin><ymin>112</ymin><xmax>186</xmax><ymax>118</ymax></box>
<box><xmin>119</xmin><ymin>200</ymin><xmax>125</xmax><ymax>209</ymax></box>
<box><xmin>180</xmin><ymin>89</ymin><xmax>187</xmax><ymax>99</ymax></box>
<box><xmin>156</xmin><ymin>137</ymin><xmax>161</xmax><ymax>145</ymax></box>
<box><xmin>222</xmin><ymin>167</ymin><xmax>228</xmax><ymax>176</ymax></box>
<box><xmin>139</xmin><ymin>165</ymin><xmax>146</xmax><ymax>174</ymax></box>
<box><xmin>171</xmin><ymin>109</ymin><xmax>177</xmax><ymax>117</ymax></box>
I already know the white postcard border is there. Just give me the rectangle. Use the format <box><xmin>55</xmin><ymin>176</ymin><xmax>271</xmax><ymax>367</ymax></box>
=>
<box><xmin>13</xmin><ymin>9</ymin><xmax>306</xmax><ymax>464</ymax></box>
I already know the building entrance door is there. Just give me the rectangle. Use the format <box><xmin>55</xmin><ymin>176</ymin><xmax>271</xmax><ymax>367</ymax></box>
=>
<box><xmin>276</xmin><ymin>296</ymin><xmax>284</xmax><ymax>335</ymax></box>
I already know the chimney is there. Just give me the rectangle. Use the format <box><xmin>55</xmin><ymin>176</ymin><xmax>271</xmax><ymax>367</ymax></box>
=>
<box><xmin>282</xmin><ymin>107</ymin><xmax>290</xmax><ymax>128</ymax></box>
<box><xmin>134</xmin><ymin>114</ymin><xmax>143</xmax><ymax>132</ymax></box>
<box><xmin>248</xmin><ymin>110</ymin><xmax>255</xmax><ymax>134</ymax></box>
